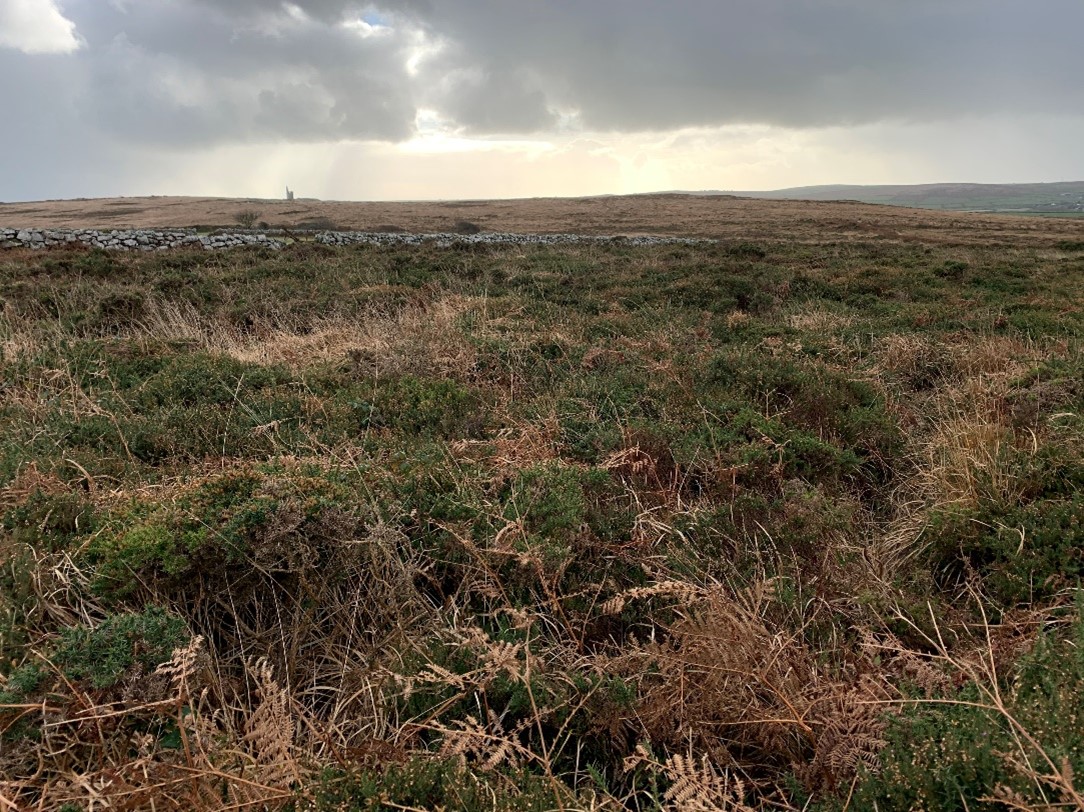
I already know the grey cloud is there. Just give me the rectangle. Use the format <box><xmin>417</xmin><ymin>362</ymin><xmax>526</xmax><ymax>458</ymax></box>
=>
<box><xmin>399</xmin><ymin>0</ymin><xmax>1084</xmax><ymax>131</ymax></box>
<box><xmin>426</xmin><ymin>66</ymin><xmax>557</xmax><ymax>134</ymax></box>
<box><xmin>28</xmin><ymin>0</ymin><xmax>419</xmax><ymax>149</ymax></box>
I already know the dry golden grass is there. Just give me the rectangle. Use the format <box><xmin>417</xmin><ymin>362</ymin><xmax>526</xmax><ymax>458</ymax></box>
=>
<box><xmin>784</xmin><ymin>305</ymin><xmax>855</xmax><ymax>333</ymax></box>
<box><xmin>137</xmin><ymin>295</ymin><xmax>480</xmax><ymax>380</ymax></box>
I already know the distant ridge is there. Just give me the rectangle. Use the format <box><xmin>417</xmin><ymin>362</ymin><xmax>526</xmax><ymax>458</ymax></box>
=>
<box><xmin>689</xmin><ymin>181</ymin><xmax>1084</xmax><ymax>215</ymax></box>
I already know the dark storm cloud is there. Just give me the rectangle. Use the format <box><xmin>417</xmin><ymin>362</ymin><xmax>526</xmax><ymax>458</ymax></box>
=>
<box><xmin>397</xmin><ymin>0</ymin><xmax>1084</xmax><ymax>131</ymax></box>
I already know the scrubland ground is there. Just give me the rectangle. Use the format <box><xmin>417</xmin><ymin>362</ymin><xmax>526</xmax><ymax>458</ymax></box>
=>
<box><xmin>0</xmin><ymin>230</ymin><xmax>1082</xmax><ymax>810</ymax></box>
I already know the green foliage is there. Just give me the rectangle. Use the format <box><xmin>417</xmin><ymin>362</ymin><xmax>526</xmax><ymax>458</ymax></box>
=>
<box><xmin>52</xmin><ymin>607</ymin><xmax>188</xmax><ymax>689</ymax></box>
<box><xmin>360</xmin><ymin>374</ymin><xmax>486</xmax><ymax>438</ymax></box>
<box><xmin>2</xmin><ymin>488</ymin><xmax>96</xmax><ymax>551</ymax></box>
<box><xmin>134</xmin><ymin>352</ymin><xmax>292</xmax><ymax>409</ymax></box>
<box><xmin>846</xmin><ymin>604</ymin><xmax>1084</xmax><ymax>811</ymax></box>
<box><xmin>302</xmin><ymin>758</ymin><xmax>564</xmax><ymax>812</ymax></box>
<box><xmin>925</xmin><ymin>436</ymin><xmax>1084</xmax><ymax>607</ymax></box>
<box><xmin>86</xmin><ymin>465</ymin><xmax>360</xmax><ymax>601</ymax></box>
<box><xmin>1</xmin><ymin>607</ymin><xmax>187</xmax><ymax>701</ymax></box>
<box><xmin>927</xmin><ymin>494</ymin><xmax>1084</xmax><ymax>607</ymax></box>
<box><xmin>706</xmin><ymin>352</ymin><xmax>900</xmax><ymax>461</ymax></box>
<box><xmin>503</xmin><ymin>463</ymin><xmax>586</xmax><ymax>546</ymax></box>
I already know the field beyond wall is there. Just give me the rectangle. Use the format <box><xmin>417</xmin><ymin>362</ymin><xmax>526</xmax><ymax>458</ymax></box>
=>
<box><xmin>1</xmin><ymin>199</ymin><xmax>1083</xmax><ymax>810</ymax></box>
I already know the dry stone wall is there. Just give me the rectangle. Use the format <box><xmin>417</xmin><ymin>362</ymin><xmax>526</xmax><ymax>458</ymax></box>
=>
<box><xmin>1</xmin><ymin>227</ymin><xmax>714</xmax><ymax>252</ymax></box>
<box><xmin>0</xmin><ymin>228</ymin><xmax>285</xmax><ymax>251</ymax></box>
<box><xmin>314</xmin><ymin>231</ymin><xmax>713</xmax><ymax>248</ymax></box>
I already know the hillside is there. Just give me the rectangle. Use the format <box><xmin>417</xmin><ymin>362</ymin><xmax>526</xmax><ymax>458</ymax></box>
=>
<box><xmin>716</xmin><ymin>181</ymin><xmax>1084</xmax><ymax>214</ymax></box>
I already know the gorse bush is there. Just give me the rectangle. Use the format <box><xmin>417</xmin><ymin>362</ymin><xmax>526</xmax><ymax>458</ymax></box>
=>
<box><xmin>85</xmin><ymin>464</ymin><xmax>369</xmax><ymax>608</ymax></box>
<box><xmin>0</xmin><ymin>607</ymin><xmax>188</xmax><ymax>702</ymax></box>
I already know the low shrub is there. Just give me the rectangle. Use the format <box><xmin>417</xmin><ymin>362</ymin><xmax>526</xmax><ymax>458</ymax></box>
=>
<box><xmin>845</xmin><ymin>604</ymin><xmax>1084</xmax><ymax>811</ymax></box>
<box><xmin>359</xmin><ymin>374</ymin><xmax>487</xmax><ymax>438</ymax></box>
<box><xmin>1</xmin><ymin>607</ymin><xmax>188</xmax><ymax>702</ymax></box>
<box><xmin>300</xmin><ymin>758</ymin><xmax>565</xmax><ymax>812</ymax></box>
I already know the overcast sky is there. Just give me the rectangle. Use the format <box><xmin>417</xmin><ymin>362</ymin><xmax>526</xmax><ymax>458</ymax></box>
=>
<box><xmin>3</xmin><ymin>0</ymin><xmax>1082</xmax><ymax>201</ymax></box>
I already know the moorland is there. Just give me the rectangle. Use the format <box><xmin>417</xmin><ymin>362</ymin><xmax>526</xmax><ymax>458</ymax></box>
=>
<box><xmin>724</xmin><ymin>181</ymin><xmax>1084</xmax><ymax>216</ymax></box>
<box><xmin>0</xmin><ymin>195</ymin><xmax>1082</xmax><ymax>810</ymax></box>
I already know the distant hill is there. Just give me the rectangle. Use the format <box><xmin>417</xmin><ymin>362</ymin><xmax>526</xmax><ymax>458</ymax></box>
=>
<box><xmin>699</xmin><ymin>182</ymin><xmax>1084</xmax><ymax>215</ymax></box>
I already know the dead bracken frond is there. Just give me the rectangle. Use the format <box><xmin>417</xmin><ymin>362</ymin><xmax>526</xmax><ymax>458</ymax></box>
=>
<box><xmin>437</xmin><ymin>712</ymin><xmax>527</xmax><ymax>773</ymax></box>
<box><xmin>154</xmin><ymin>634</ymin><xmax>205</xmax><ymax>698</ymax></box>
<box><xmin>600</xmin><ymin>580</ymin><xmax>709</xmax><ymax>616</ymax></box>
<box><xmin>625</xmin><ymin>745</ymin><xmax>756</xmax><ymax>812</ymax></box>
<box><xmin>244</xmin><ymin>657</ymin><xmax>304</xmax><ymax>788</ymax></box>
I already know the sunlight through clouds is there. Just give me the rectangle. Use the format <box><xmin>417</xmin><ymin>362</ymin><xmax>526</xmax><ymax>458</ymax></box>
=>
<box><xmin>0</xmin><ymin>0</ymin><xmax>81</xmax><ymax>54</ymax></box>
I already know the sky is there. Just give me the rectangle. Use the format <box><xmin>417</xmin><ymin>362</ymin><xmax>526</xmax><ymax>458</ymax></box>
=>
<box><xmin>2</xmin><ymin>0</ymin><xmax>1083</xmax><ymax>202</ymax></box>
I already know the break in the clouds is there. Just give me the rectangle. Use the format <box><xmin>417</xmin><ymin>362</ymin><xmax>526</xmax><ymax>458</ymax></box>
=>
<box><xmin>2</xmin><ymin>0</ymin><xmax>1083</xmax><ymax>201</ymax></box>
<box><xmin>0</xmin><ymin>0</ymin><xmax>81</xmax><ymax>54</ymax></box>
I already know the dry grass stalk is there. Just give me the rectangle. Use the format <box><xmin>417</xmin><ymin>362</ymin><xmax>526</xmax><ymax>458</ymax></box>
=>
<box><xmin>786</xmin><ymin>307</ymin><xmax>854</xmax><ymax>333</ymax></box>
<box><xmin>0</xmin><ymin>307</ymin><xmax>63</xmax><ymax>364</ymax></box>
<box><xmin>137</xmin><ymin>295</ymin><xmax>480</xmax><ymax>380</ymax></box>
<box><xmin>450</xmin><ymin>414</ymin><xmax>562</xmax><ymax>471</ymax></box>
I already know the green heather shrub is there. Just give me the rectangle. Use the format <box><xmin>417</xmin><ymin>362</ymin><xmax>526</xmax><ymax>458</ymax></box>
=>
<box><xmin>301</xmin><ymin>758</ymin><xmax>564</xmax><ymax>812</ymax></box>
<box><xmin>557</xmin><ymin>402</ymin><xmax>626</xmax><ymax>463</ymax></box>
<box><xmin>36</xmin><ymin>248</ymin><xmax>122</xmax><ymax>281</ymax></box>
<box><xmin>0</xmin><ymin>541</ymin><xmax>38</xmax><ymax>666</ymax></box>
<box><xmin>844</xmin><ymin>605</ymin><xmax>1084</xmax><ymax>811</ymax></box>
<box><xmin>2</xmin><ymin>488</ymin><xmax>96</xmax><ymax>551</ymax></box>
<box><xmin>503</xmin><ymin>463</ymin><xmax>586</xmax><ymax>549</ymax></box>
<box><xmin>706</xmin><ymin>352</ymin><xmax>900</xmax><ymax>457</ymax></box>
<box><xmin>926</xmin><ymin>494</ymin><xmax>1084</xmax><ymax>607</ymax></box>
<box><xmin>925</xmin><ymin>434</ymin><xmax>1084</xmax><ymax>607</ymax></box>
<box><xmin>356</xmin><ymin>374</ymin><xmax>486</xmax><ymax>438</ymax></box>
<box><xmin>52</xmin><ymin>607</ymin><xmax>188</xmax><ymax>689</ymax></box>
<box><xmin>14</xmin><ymin>345</ymin><xmax>313</xmax><ymax>463</ymax></box>
<box><xmin>674</xmin><ymin>406</ymin><xmax>866</xmax><ymax>494</ymax></box>
<box><xmin>133</xmin><ymin>352</ymin><xmax>293</xmax><ymax>409</ymax></box>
